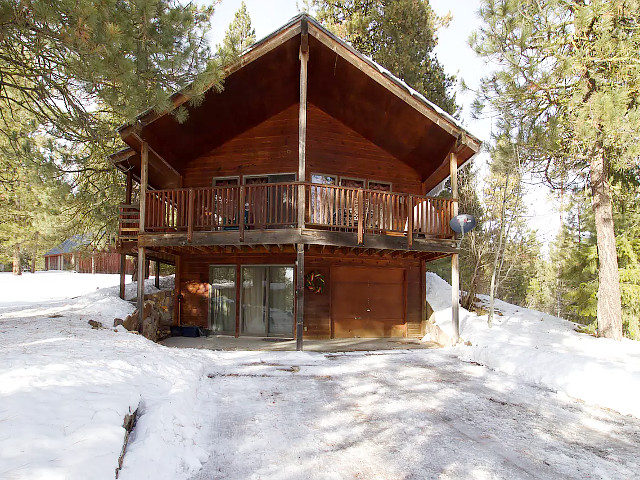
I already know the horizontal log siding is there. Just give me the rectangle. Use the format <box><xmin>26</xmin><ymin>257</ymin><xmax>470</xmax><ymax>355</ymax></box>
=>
<box><xmin>182</xmin><ymin>104</ymin><xmax>422</xmax><ymax>194</ymax></box>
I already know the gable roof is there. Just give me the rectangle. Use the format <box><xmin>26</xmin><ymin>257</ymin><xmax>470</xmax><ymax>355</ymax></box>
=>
<box><xmin>111</xmin><ymin>14</ymin><xmax>481</xmax><ymax>192</ymax></box>
<box><xmin>44</xmin><ymin>235</ymin><xmax>91</xmax><ymax>257</ymax></box>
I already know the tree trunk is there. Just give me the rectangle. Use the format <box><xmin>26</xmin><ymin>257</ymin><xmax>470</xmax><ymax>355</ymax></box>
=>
<box><xmin>13</xmin><ymin>243</ymin><xmax>21</xmax><ymax>275</ymax></box>
<box><xmin>590</xmin><ymin>152</ymin><xmax>622</xmax><ymax>340</ymax></box>
<box><xmin>31</xmin><ymin>232</ymin><xmax>38</xmax><ymax>273</ymax></box>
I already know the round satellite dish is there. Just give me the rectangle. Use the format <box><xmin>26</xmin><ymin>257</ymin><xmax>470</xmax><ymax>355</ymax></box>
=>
<box><xmin>450</xmin><ymin>214</ymin><xmax>477</xmax><ymax>234</ymax></box>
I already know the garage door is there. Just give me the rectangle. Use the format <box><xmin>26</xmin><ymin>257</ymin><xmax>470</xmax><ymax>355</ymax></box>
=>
<box><xmin>331</xmin><ymin>266</ymin><xmax>406</xmax><ymax>338</ymax></box>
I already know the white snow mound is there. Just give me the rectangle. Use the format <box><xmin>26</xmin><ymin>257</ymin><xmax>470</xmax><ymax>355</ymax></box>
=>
<box><xmin>425</xmin><ymin>272</ymin><xmax>640</xmax><ymax>418</ymax></box>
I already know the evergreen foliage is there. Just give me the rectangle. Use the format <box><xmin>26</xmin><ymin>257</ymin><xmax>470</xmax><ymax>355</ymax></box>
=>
<box><xmin>311</xmin><ymin>0</ymin><xmax>458</xmax><ymax>114</ymax></box>
<box><xmin>473</xmin><ymin>0</ymin><xmax>640</xmax><ymax>340</ymax></box>
<box><xmin>217</xmin><ymin>1</ymin><xmax>256</xmax><ymax>66</ymax></box>
<box><xmin>0</xmin><ymin>0</ymin><xmax>223</xmax><ymax>272</ymax></box>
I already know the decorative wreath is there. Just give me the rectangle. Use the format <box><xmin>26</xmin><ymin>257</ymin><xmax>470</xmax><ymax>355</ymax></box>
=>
<box><xmin>305</xmin><ymin>271</ymin><xmax>325</xmax><ymax>294</ymax></box>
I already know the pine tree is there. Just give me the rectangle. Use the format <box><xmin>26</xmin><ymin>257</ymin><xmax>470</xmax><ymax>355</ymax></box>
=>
<box><xmin>0</xmin><ymin>0</ymin><xmax>225</xmax><ymax>262</ymax></box>
<box><xmin>312</xmin><ymin>0</ymin><xmax>457</xmax><ymax>114</ymax></box>
<box><xmin>0</xmin><ymin>121</ymin><xmax>72</xmax><ymax>274</ymax></box>
<box><xmin>473</xmin><ymin>0</ymin><xmax>640</xmax><ymax>340</ymax></box>
<box><xmin>217</xmin><ymin>1</ymin><xmax>256</xmax><ymax>66</ymax></box>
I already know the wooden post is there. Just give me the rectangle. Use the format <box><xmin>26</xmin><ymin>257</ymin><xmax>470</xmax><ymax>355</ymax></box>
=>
<box><xmin>407</xmin><ymin>195</ymin><xmax>414</xmax><ymax>249</ymax></box>
<box><xmin>187</xmin><ymin>188</ymin><xmax>194</xmax><ymax>243</ymax></box>
<box><xmin>174</xmin><ymin>256</ymin><xmax>182</xmax><ymax>326</ymax></box>
<box><xmin>357</xmin><ymin>189</ymin><xmax>364</xmax><ymax>245</ymax></box>
<box><xmin>139</xmin><ymin>142</ymin><xmax>148</xmax><ymax>235</ymax></box>
<box><xmin>450</xmin><ymin>152</ymin><xmax>460</xmax><ymax>343</ymax></box>
<box><xmin>119</xmin><ymin>254</ymin><xmax>126</xmax><ymax>299</ymax></box>
<box><xmin>137</xmin><ymin>141</ymin><xmax>148</xmax><ymax>327</ymax></box>
<box><xmin>235</xmin><ymin>264</ymin><xmax>241</xmax><ymax>338</ymax></box>
<box><xmin>239</xmin><ymin>185</ymin><xmax>245</xmax><ymax>243</ymax></box>
<box><xmin>125</xmin><ymin>170</ymin><xmax>133</xmax><ymax>205</ymax></box>
<box><xmin>296</xmin><ymin>244</ymin><xmax>304</xmax><ymax>350</ymax></box>
<box><xmin>298</xmin><ymin>21</ymin><xmax>309</xmax><ymax>230</ymax></box>
<box><xmin>420</xmin><ymin>259</ymin><xmax>427</xmax><ymax>331</ymax></box>
<box><xmin>296</xmin><ymin>22</ymin><xmax>309</xmax><ymax>352</ymax></box>
<box><xmin>155</xmin><ymin>260</ymin><xmax>160</xmax><ymax>289</ymax></box>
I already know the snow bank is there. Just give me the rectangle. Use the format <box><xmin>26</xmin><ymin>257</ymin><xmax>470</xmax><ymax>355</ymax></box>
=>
<box><xmin>425</xmin><ymin>272</ymin><xmax>640</xmax><ymax>418</ymax></box>
<box><xmin>0</xmin><ymin>273</ymin><xmax>208</xmax><ymax>480</ymax></box>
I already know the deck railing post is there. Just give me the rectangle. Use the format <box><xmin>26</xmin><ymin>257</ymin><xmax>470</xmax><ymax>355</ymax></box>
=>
<box><xmin>239</xmin><ymin>185</ymin><xmax>245</xmax><ymax>243</ymax></box>
<box><xmin>137</xmin><ymin>141</ymin><xmax>148</xmax><ymax>329</ymax></box>
<box><xmin>296</xmin><ymin>20</ymin><xmax>309</xmax><ymax>352</ymax></box>
<box><xmin>407</xmin><ymin>195</ymin><xmax>414</xmax><ymax>248</ymax></box>
<box><xmin>450</xmin><ymin>152</ymin><xmax>460</xmax><ymax>343</ymax></box>
<box><xmin>187</xmin><ymin>188</ymin><xmax>194</xmax><ymax>243</ymax></box>
<box><xmin>357</xmin><ymin>189</ymin><xmax>364</xmax><ymax>245</ymax></box>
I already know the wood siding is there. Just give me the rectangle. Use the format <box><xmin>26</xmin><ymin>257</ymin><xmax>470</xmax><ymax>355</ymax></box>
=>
<box><xmin>182</xmin><ymin>103</ymin><xmax>423</xmax><ymax>194</ymax></box>
<box><xmin>304</xmin><ymin>252</ymin><xmax>423</xmax><ymax>339</ymax></box>
<box><xmin>176</xmin><ymin>250</ymin><xmax>423</xmax><ymax>338</ymax></box>
<box><xmin>178</xmin><ymin>251</ymin><xmax>296</xmax><ymax>328</ymax></box>
<box><xmin>45</xmin><ymin>252</ymin><xmax>134</xmax><ymax>274</ymax></box>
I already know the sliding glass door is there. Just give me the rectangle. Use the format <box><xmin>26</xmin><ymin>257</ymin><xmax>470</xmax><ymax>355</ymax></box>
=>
<box><xmin>241</xmin><ymin>265</ymin><xmax>294</xmax><ymax>337</ymax></box>
<box><xmin>209</xmin><ymin>266</ymin><xmax>236</xmax><ymax>334</ymax></box>
<box><xmin>241</xmin><ymin>266</ymin><xmax>268</xmax><ymax>335</ymax></box>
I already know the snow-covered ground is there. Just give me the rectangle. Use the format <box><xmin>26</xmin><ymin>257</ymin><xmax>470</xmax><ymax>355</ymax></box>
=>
<box><xmin>1</xmin><ymin>271</ymin><xmax>639</xmax><ymax>479</ymax></box>
<box><xmin>426</xmin><ymin>273</ymin><xmax>640</xmax><ymax>419</ymax></box>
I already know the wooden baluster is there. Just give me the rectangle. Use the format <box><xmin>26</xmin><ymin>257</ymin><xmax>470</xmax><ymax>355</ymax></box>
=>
<box><xmin>357</xmin><ymin>189</ymin><xmax>364</xmax><ymax>244</ymax></box>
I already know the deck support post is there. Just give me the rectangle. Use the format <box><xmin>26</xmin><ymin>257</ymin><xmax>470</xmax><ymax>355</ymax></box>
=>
<box><xmin>119</xmin><ymin>254</ymin><xmax>126</xmax><ymax>299</ymax></box>
<box><xmin>296</xmin><ymin>21</ymin><xmax>309</xmax><ymax>351</ymax></box>
<box><xmin>296</xmin><ymin>244</ymin><xmax>305</xmax><ymax>350</ymax></box>
<box><xmin>174</xmin><ymin>256</ymin><xmax>182</xmax><ymax>326</ymax></box>
<box><xmin>235</xmin><ymin>264</ymin><xmax>241</xmax><ymax>337</ymax></box>
<box><xmin>125</xmin><ymin>170</ymin><xmax>133</xmax><ymax>205</ymax></box>
<box><xmin>450</xmin><ymin>152</ymin><xmax>460</xmax><ymax>343</ymax></box>
<box><xmin>137</xmin><ymin>141</ymin><xmax>148</xmax><ymax>328</ymax></box>
<box><xmin>155</xmin><ymin>260</ymin><xmax>160</xmax><ymax>289</ymax></box>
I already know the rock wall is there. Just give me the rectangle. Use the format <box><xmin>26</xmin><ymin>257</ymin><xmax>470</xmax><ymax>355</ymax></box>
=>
<box><xmin>115</xmin><ymin>290</ymin><xmax>175</xmax><ymax>342</ymax></box>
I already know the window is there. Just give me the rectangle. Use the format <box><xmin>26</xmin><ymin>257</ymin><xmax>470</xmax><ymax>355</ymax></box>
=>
<box><xmin>339</xmin><ymin>177</ymin><xmax>365</xmax><ymax>189</ymax></box>
<box><xmin>212</xmin><ymin>176</ymin><xmax>239</xmax><ymax>187</ymax></box>
<box><xmin>311</xmin><ymin>173</ymin><xmax>337</xmax><ymax>185</ymax></box>
<box><xmin>367</xmin><ymin>180</ymin><xmax>392</xmax><ymax>191</ymax></box>
<box><xmin>244</xmin><ymin>173</ymin><xmax>296</xmax><ymax>184</ymax></box>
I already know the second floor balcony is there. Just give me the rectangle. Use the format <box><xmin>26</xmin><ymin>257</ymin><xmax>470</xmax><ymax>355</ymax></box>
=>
<box><xmin>119</xmin><ymin>182</ymin><xmax>458</xmax><ymax>253</ymax></box>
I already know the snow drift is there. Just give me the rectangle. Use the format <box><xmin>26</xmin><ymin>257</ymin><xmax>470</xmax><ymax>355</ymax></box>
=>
<box><xmin>425</xmin><ymin>272</ymin><xmax>640</xmax><ymax>418</ymax></box>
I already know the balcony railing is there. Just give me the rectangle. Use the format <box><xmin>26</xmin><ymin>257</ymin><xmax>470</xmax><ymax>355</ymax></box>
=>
<box><xmin>118</xmin><ymin>183</ymin><xmax>456</xmax><ymax>243</ymax></box>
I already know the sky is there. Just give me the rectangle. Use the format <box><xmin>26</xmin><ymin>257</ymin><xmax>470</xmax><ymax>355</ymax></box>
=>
<box><xmin>207</xmin><ymin>0</ymin><xmax>560</xmax><ymax>249</ymax></box>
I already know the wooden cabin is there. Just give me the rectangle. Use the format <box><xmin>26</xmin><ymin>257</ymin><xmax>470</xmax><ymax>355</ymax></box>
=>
<box><xmin>45</xmin><ymin>235</ymin><xmax>135</xmax><ymax>274</ymax></box>
<box><xmin>110</xmin><ymin>15</ymin><xmax>481</xmax><ymax>347</ymax></box>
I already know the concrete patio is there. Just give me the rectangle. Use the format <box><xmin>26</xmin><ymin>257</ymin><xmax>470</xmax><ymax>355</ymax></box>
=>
<box><xmin>161</xmin><ymin>335</ymin><xmax>440</xmax><ymax>352</ymax></box>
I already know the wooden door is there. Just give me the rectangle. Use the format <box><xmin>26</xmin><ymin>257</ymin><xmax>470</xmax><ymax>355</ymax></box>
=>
<box><xmin>331</xmin><ymin>266</ymin><xmax>406</xmax><ymax>338</ymax></box>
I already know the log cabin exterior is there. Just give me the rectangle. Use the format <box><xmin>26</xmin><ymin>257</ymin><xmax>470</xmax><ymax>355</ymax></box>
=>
<box><xmin>110</xmin><ymin>15</ymin><xmax>481</xmax><ymax>347</ymax></box>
